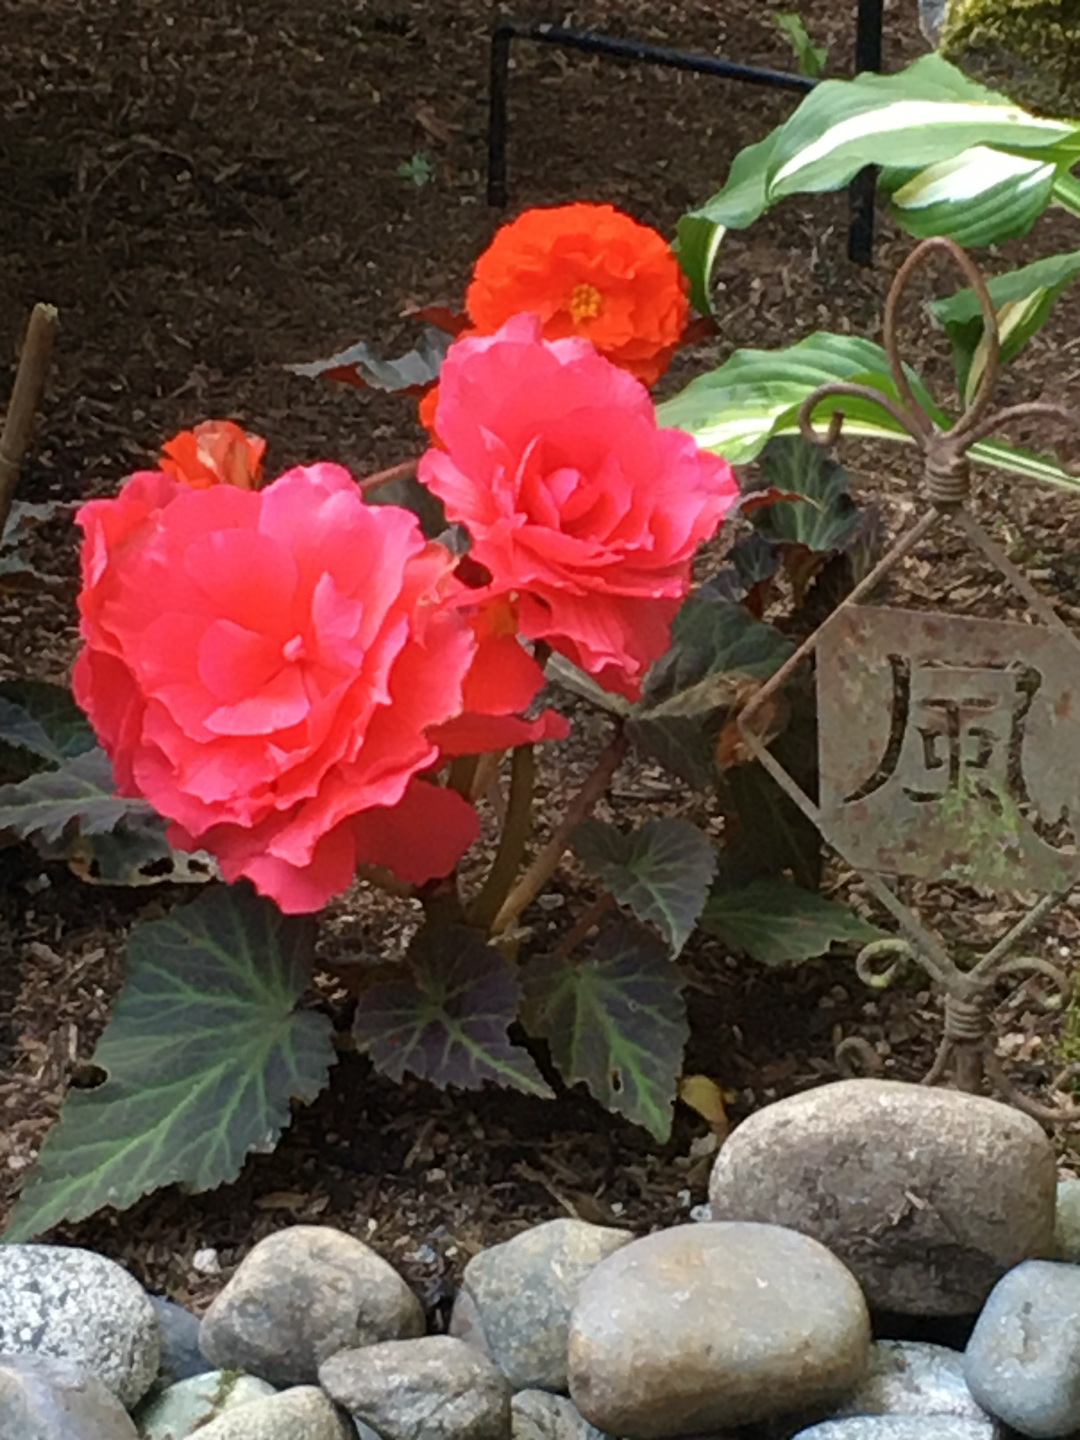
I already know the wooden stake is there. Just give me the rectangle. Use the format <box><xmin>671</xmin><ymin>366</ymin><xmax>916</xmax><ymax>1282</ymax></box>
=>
<box><xmin>0</xmin><ymin>303</ymin><xmax>58</xmax><ymax>540</ymax></box>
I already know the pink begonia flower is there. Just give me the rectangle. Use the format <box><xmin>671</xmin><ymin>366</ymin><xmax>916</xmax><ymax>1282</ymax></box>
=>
<box><xmin>418</xmin><ymin>314</ymin><xmax>740</xmax><ymax>699</ymax></box>
<box><xmin>73</xmin><ymin>463</ymin><xmax>562</xmax><ymax>913</ymax></box>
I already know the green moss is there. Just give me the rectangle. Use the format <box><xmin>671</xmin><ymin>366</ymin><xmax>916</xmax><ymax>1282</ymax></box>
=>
<box><xmin>940</xmin><ymin>0</ymin><xmax>1080</xmax><ymax>115</ymax></box>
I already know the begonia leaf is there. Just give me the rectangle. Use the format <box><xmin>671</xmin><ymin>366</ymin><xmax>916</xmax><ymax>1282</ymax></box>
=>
<box><xmin>707</xmin><ymin>533</ymin><xmax>780</xmax><ymax>615</ymax></box>
<box><xmin>0</xmin><ymin>747</ymin><xmax>150</xmax><ymax>843</ymax></box>
<box><xmin>34</xmin><ymin>808</ymin><xmax>217</xmax><ymax>887</ymax></box>
<box><xmin>5</xmin><ymin>883</ymin><xmax>334</xmax><ymax>1239</ymax></box>
<box><xmin>629</xmin><ymin>595</ymin><xmax>794</xmax><ymax>789</ymax></box>
<box><xmin>644</xmin><ymin>590</ymin><xmax>795</xmax><ymax>707</ymax></box>
<box><xmin>701</xmin><ymin>877</ymin><xmax>885</xmax><ymax>965</ymax></box>
<box><xmin>288</xmin><ymin>327</ymin><xmax>453</xmax><ymax>394</ymax></box>
<box><xmin>520</xmin><ymin>920</ymin><xmax>688</xmax><ymax>1141</ymax></box>
<box><xmin>352</xmin><ymin>926</ymin><xmax>553</xmax><ymax>1097</ymax></box>
<box><xmin>750</xmin><ymin>436</ymin><xmax>859</xmax><ymax>554</ymax></box>
<box><xmin>0</xmin><ymin>554</ymin><xmax>65</xmax><ymax>592</ymax></box>
<box><xmin>0</xmin><ymin>679</ymin><xmax>97</xmax><ymax>767</ymax></box>
<box><xmin>572</xmin><ymin>817</ymin><xmax>717</xmax><ymax>956</ymax></box>
<box><xmin>721</xmin><ymin>685</ymin><xmax>822</xmax><ymax>892</ymax></box>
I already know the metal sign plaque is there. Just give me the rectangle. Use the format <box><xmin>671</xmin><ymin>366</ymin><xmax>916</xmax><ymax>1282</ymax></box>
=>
<box><xmin>734</xmin><ymin>237</ymin><xmax>1080</xmax><ymax>1120</ymax></box>
<box><xmin>817</xmin><ymin>606</ymin><xmax>1080</xmax><ymax>890</ymax></box>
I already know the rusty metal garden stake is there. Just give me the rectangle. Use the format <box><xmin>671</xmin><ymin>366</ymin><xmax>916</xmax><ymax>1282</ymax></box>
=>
<box><xmin>737</xmin><ymin>236</ymin><xmax>1080</xmax><ymax>1122</ymax></box>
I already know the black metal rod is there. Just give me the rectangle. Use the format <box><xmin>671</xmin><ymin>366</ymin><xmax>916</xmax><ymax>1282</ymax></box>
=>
<box><xmin>487</xmin><ymin>25</ymin><xmax>513</xmax><ymax>206</ymax></box>
<box><xmin>486</xmin><ymin>19</ymin><xmax>814</xmax><ymax>210</ymax></box>
<box><xmin>848</xmin><ymin>0</ymin><xmax>886</xmax><ymax>264</ymax></box>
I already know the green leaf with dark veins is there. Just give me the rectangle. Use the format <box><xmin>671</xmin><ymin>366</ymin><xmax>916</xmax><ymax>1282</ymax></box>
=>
<box><xmin>521</xmin><ymin>920</ymin><xmax>688</xmax><ymax>1140</ymax></box>
<box><xmin>0</xmin><ymin>748</ymin><xmax>149</xmax><ymax>843</ymax></box>
<box><xmin>645</xmin><ymin>592</ymin><xmax>794</xmax><ymax>705</ymax></box>
<box><xmin>572</xmin><ymin>818</ymin><xmax>717</xmax><ymax>956</ymax></box>
<box><xmin>701</xmin><ymin>877</ymin><xmax>885</xmax><ymax>965</ymax></box>
<box><xmin>630</xmin><ymin>596</ymin><xmax>794</xmax><ymax>789</ymax></box>
<box><xmin>288</xmin><ymin>327</ymin><xmax>452</xmax><ymax>393</ymax></box>
<box><xmin>4</xmin><ymin>883</ymin><xmax>334</xmax><ymax>1240</ymax></box>
<box><xmin>750</xmin><ymin>435</ymin><xmax>859</xmax><ymax>552</ymax></box>
<box><xmin>353</xmin><ymin>926</ymin><xmax>553</xmax><ymax>1097</ymax></box>
<box><xmin>0</xmin><ymin>679</ymin><xmax>98</xmax><ymax>766</ymax></box>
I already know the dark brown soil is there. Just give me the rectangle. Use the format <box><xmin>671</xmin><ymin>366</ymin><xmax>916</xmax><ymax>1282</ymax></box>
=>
<box><xmin>3</xmin><ymin>0</ymin><xmax>1080</xmax><ymax>1316</ymax></box>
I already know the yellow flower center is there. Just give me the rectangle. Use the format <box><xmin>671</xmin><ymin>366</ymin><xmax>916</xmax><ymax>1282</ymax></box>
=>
<box><xmin>569</xmin><ymin>282</ymin><xmax>603</xmax><ymax>323</ymax></box>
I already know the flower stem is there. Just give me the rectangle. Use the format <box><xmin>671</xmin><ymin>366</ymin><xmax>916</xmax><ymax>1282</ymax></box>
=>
<box><xmin>492</xmin><ymin>727</ymin><xmax>628</xmax><ymax>937</ymax></box>
<box><xmin>359</xmin><ymin>456</ymin><xmax>420</xmax><ymax>494</ymax></box>
<box><xmin>554</xmin><ymin>890</ymin><xmax>617</xmax><ymax>959</ymax></box>
<box><xmin>467</xmin><ymin>743</ymin><xmax>536</xmax><ymax>931</ymax></box>
<box><xmin>446</xmin><ymin>754</ymin><xmax>479</xmax><ymax>798</ymax></box>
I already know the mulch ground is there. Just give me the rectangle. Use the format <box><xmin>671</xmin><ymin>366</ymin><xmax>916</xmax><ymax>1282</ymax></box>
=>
<box><xmin>3</xmin><ymin>0</ymin><xmax>1080</xmax><ymax>1317</ymax></box>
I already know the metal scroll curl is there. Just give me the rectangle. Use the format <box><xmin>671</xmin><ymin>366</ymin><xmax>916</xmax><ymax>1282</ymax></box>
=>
<box><xmin>737</xmin><ymin>236</ymin><xmax>1080</xmax><ymax>1123</ymax></box>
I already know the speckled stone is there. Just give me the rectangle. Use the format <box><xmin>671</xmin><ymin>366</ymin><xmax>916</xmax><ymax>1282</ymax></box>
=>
<box><xmin>567</xmin><ymin>1222</ymin><xmax>871</xmax><ymax>1437</ymax></box>
<box><xmin>135</xmin><ymin>1370</ymin><xmax>277</xmax><ymax>1439</ymax></box>
<box><xmin>320</xmin><ymin>1334</ymin><xmax>512</xmax><ymax>1440</ymax></box>
<box><xmin>836</xmin><ymin>1341</ymin><xmax>998</xmax><ymax>1430</ymax></box>
<box><xmin>964</xmin><ymin>1258</ymin><xmax>1080</xmax><ymax>1438</ymax></box>
<box><xmin>0</xmin><ymin>1353</ymin><xmax>139</xmax><ymax>1440</ymax></box>
<box><xmin>199</xmin><ymin>1226</ymin><xmax>424</xmax><ymax>1387</ymax></box>
<box><xmin>511</xmin><ymin>1388</ymin><xmax>615</xmax><ymax>1440</ymax></box>
<box><xmin>709</xmin><ymin>1080</ymin><xmax>1056</xmax><ymax>1315</ymax></box>
<box><xmin>190</xmin><ymin>1385</ymin><xmax>353</xmax><ymax>1440</ymax></box>
<box><xmin>0</xmin><ymin>1245</ymin><xmax>159</xmax><ymax>1408</ymax></box>
<box><xmin>450</xmin><ymin>1219</ymin><xmax>633</xmax><ymax>1391</ymax></box>
<box><xmin>793</xmin><ymin>1420</ymin><xmax>997</xmax><ymax>1440</ymax></box>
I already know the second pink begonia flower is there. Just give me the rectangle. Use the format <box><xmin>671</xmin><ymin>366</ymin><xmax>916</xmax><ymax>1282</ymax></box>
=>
<box><xmin>418</xmin><ymin>314</ymin><xmax>740</xmax><ymax>699</ymax></box>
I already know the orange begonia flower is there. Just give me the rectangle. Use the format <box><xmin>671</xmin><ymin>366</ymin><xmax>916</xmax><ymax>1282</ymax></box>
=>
<box><xmin>417</xmin><ymin>384</ymin><xmax>442</xmax><ymax>441</ymax></box>
<box><xmin>464</xmin><ymin>203</ymin><xmax>690</xmax><ymax>387</ymax></box>
<box><xmin>159</xmin><ymin>419</ymin><xmax>266</xmax><ymax>490</ymax></box>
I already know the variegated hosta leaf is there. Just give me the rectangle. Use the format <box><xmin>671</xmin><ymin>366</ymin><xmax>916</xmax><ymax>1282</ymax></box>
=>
<box><xmin>677</xmin><ymin>54</ymin><xmax>1080</xmax><ymax>312</ymax></box>
<box><xmin>656</xmin><ymin>332</ymin><xmax>1080</xmax><ymax>490</ymax></box>
<box><xmin>929</xmin><ymin>248</ymin><xmax>1080</xmax><ymax>402</ymax></box>
<box><xmin>884</xmin><ymin>148</ymin><xmax>1057</xmax><ymax>247</ymax></box>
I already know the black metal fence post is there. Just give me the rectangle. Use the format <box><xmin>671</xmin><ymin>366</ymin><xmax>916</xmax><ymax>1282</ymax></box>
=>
<box><xmin>486</xmin><ymin>10</ymin><xmax>887</xmax><ymax>266</ymax></box>
<box><xmin>486</xmin><ymin>21</ymin><xmax>814</xmax><ymax>211</ymax></box>
<box><xmin>848</xmin><ymin>0</ymin><xmax>886</xmax><ymax>264</ymax></box>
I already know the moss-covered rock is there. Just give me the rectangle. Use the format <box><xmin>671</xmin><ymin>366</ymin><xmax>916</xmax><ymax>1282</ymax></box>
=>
<box><xmin>938</xmin><ymin>0</ymin><xmax>1080</xmax><ymax>115</ymax></box>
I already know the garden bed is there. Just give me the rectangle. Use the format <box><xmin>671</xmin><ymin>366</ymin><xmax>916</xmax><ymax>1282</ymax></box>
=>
<box><xmin>3</xmin><ymin>0</ymin><xmax>1080</xmax><ymax>1319</ymax></box>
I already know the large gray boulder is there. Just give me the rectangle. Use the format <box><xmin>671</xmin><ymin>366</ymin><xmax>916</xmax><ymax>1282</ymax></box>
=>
<box><xmin>708</xmin><ymin>1080</ymin><xmax>1055</xmax><ymax>1315</ymax></box>
<box><xmin>567</xmin><ymin>1221</ymin><xmax>870</xmax><ymax>1437</ymax></box>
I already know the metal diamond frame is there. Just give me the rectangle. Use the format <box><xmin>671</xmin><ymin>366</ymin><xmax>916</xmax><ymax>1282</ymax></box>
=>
<box><xmin>736</xmin><ymin>236</ymin><xmax>1080</xmax><ymax>1122</ymax></box>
